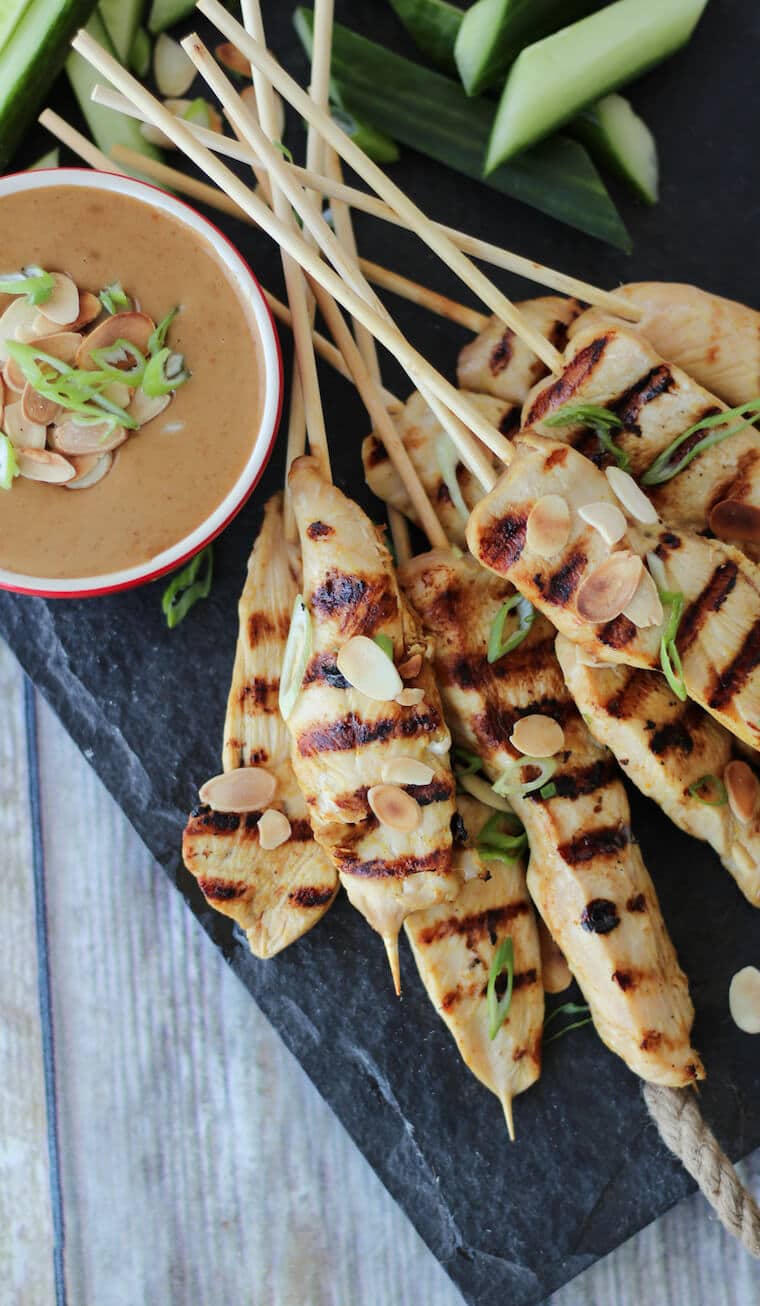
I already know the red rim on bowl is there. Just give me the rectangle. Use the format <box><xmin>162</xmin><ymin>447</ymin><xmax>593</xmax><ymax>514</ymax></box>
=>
<box><xmin>0</xmin><ymin>167</ymin><xmax>283</xmax><ymax>599</ymax></box>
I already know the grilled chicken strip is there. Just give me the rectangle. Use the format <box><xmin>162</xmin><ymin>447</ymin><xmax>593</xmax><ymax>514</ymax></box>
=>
<box><xmin>457</xmin><ymin>296</ymin><xmax>584</xmax><ymax>404</ymax></box>
<box><xmin>362</xmin><ymin>389</ymin><xmax>516</xmax><ymax>547</ymax></box>
<box><xmin>401</xmin><ymin>550</ymin><xmax>702</xmax><ymax>1086</ymax></box>
<box><xmin>557</xmin><ymin>637</ymin><xmax>760</xmax><ymax>907</ymax></box>
<box><xmin>405</xmin><ymin>794</ymin><xmax>543</xmax><ymax>1138</ymax></box>
<box><xmin>286</xmin><ymin>456</ymin><xmax>460</xmax><ymax>991</ymax></box>
<box><xmin>182</xmin><ymin>494</ymin><xmax>338</xmax><ymax>958</ymax></box>
<box><xmin>523</xmin><ymin>322</ymin><xmax>760</xmax><ymax>552</ymax></box>
<box><xmin>467</xmin><ymin>434</ymin><xmax>760</xmax><ymax>750</ymax></box>
<box><xmin>570</xmin><ymin>282</ymin><xmax>760</xmax><ymax>408</ymax></box>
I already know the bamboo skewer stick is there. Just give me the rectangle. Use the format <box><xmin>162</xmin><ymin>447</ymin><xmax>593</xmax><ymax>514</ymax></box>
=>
<box><xmin>91</xmin><ymin>83</ymin><xmax>643</xmax><ymax>327</ymax></box>
<box><xmin>357</xmin><ymin>258</ymin><xmax>488</xmax><ymax>333</ymax></box>
<box><xmin>69</xmin><ymin>29</ymin><xmax>501</xmax><ymax>489</ymax></box>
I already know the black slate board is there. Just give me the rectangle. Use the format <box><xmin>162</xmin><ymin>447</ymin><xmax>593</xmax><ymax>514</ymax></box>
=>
<box><xmin>4</xmin><ymin>3</ymin><xmax>760</xmax><ymax>1302</ymax></box>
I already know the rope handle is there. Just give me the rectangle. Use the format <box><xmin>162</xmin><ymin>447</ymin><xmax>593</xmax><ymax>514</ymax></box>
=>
<box><xmin>644</xmin><ymin>1083</ymin><xmax>760</xmax><ymax>1256</ymax></box>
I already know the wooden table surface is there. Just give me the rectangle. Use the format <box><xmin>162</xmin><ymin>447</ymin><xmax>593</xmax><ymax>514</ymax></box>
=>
<box><xmin>2</xmin><ymin>634</ymin><xmax>759</xmax><ymax>1306</ymax></box>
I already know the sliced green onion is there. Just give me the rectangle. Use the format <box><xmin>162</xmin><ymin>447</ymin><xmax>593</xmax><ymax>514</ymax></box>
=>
<box><xmin>90</xmin><ymin>339</ymin><xmax>147</xmax><ymax>385</ymax></box>
<box><xmin>458</xmin><ymin>773</ymin><xmax>514</xmax><ymax>812</ymax></box>
<box><xmin>331</xmin><ymin>105</ymin><xmax>400</xmax><ymax>164</ymax></box>
<box><xmin>641</xmin><ymin>399</ymin><xmax>760</xmax><ymax>487</ymax></box>
<box><xmin>476</xmin><ymin>811</ymin><xmax>527</xmax><ymax>863</ymax></box>
<box><xmin>487</xmin><ymin>937</ymin><xmax>514</xmax><ymax>1040</ymax></box>
<box><xmin>659</xmin><ymin>590</ymin><xmax>687</xmax><ymax>702</ymax></box>
<box><xmin>373</xmin><ymin>634</ymin><xmax>394</xmax><ymax>660</ymax></box>
<box><xmin>453</xmin><ymin>747</ymin><xmax>483</xmax><ymax>777</ymax></box>
<box><xmin>161</xmin><ymin>545</ymin><xmax>214</xmax><ymax>630</ymax></box>
<box><xmin>143</xmin><ymin>347</ymin><xmax>190</xmax><ymax>397</ymax></box>
<box><xmin>148</xmin><ymin>307</ymin><xmax>180</xmax><ymax>356</ymax></box>
<box><xmin>5</xmin><ymin>342</ymin><xmax>137</xmax><ymax>432</ymax></box>
<box><xmin>687</xmin><ymin>774</ymin><xmax>728</xmax><ymax>807</ymax></box>
<box><xmin>539</xmin><ymin>781</ymin><xmax>558</xmax><ymax>800</ymax></box>
<box><xmin>0</xmin><ymin>266</ymin><xmax>54</xmax><ymax>305</ymax></box>
<box><xmin>493</xmin><ymin>756</ymin><xmax>557</xmax><ymax>799</ymax></box>
<box><xmin>0</xmin><ymin>433</ymin><xmax>19</xmax><ymax>490</ymax></box>
<box><xmin>544</xmin><ymin>402</ymin><xmax>631</xmax><ymax>472</ymax></box>
<box><xmin>487</xmin><ymin>594</ymin><xmax>535</xmax><ymax>663</ymax></box>
<box><xmin>435</xmin><ymin>432</ymin><xmax>469</xmax><ymax>526</ymax></box>
<box><xmin>279</xmin><ymin>595</ymin><xmax>312</xmax><ymax>719</ymax></box>
<box><xmin>544</xmin><ymin>1001</ymin><xmax>593</xmax><ymax>1045</ymax></box>
<box><xmin>98</xmin><ymin>281</ymin><xmax>131</xmax><ymax>315</ymax></box>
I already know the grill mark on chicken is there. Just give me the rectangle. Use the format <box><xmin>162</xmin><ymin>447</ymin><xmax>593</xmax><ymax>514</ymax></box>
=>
<box><xmin>640</xmin><ymin>1030</ymin><xmax>662</xmax><ymax>1052</ymax></box>
<box><xmin>489</xmin><ymin>329</ymin><xmax>514</xmax><ymax>375</ymax></box>
<box><xmin>612</xmin><ymin>969</ymin><xmax>638</xmax><ymax>992</ymax></box>
<box><xmin>557</xmin><ymin>824</ymin><xmax>631</xmax><ymax>865</ymax></box>
<box><xmin>599</xmin><ymin>615</ymin><xmax>638</xmax><ymax>650</ymax></box>
<box><xmin>679</xmin><ymin>562</ymin><xmax>738</xmax><ymax>654</ymax></box>
<box><xmin>476</xmin><ymin>512</ymin><xmax>528</xmax><ymax>571</ymax></box>
<box><xmin>473</xmin><ymin>697</ymin><xmax>575</xmax><ymax>751</ymax></box>
<box><xmin>248</xmin><ymin>747</ymin><xmax>269</xmax><ymax>765</ymax></box>
<box><xmin>297</xmin><ymin>707</ymin><xmax>441</xmax><ymax>757</ymax></box>
<box><xmin>545</xmin><ymin>446</ymin><xmax>569</xmax><ymax>471</ymax></box>
<box><xmin>198</xmin><ymin>877</ymin><xmax>246</xmax><ymax>901</ymax></box>
<box><xmin>436</xmin><ymin>639</ymin><xmax>557</xmax><ymax>691</ymax></box>
<box><xmin>649</xmin><ymin>705</ymin><xmax>703</xmax><ymax>756</ymax></box>
<box><xmin>189</xmin><ymin>806</ymin><xmax>240</xmax><ymax>833</ymax></box>
<box><xmin>417</xmin><ymin>900</ymin><xmax>530</xmax><ymax>947</ymax></box>
<box><xmin>289</xmin><ymin>819</ymin><xmax>313</xmax><ymax>842</ymax></box>
<box><xmin>336</xmin><ymin>848</ymin><xmax>452</xmax><ymax>880</ymax></box>
<box><xmin>610</xmin><ymin>364</ymin><xmax>675</xmax><ymax>431</ymax></box>
<box><xmin>310</xmin><ymin>569</ymin><xmax>396</xmax><ymax>633</ymax></box>
<box><xmin>477</xmin><ymin>968</ymin><xmax>539</xmax><ymax>1002</ymax></box>
<box><xmin>602</xmin><ymin>669</ymin><xmax>656</xmax><ymax>719</ymax></box>
<box><xmin>580</xmin><ymin>898</ymin><xmax>620</xmax><ymax>933</ymax></box>
<box><xmin>707</xmin><ymin>449</ymin><xmax>760</xmax><ymax>514</ymax></box>
<box><xmin>709</xmin><ymin>617</ymin><xmax>760</xmax><ymax>710</ymax></box>
<box><xmin>627</xmin><ymin>893</ymin><xmax>647</xmax><ymax>912</ymax></box>
<box><xmin>289</xmin><ymin>885</ymin><xmax>335</xmax><ymax>907</ymax></box>
<box><xmin>306</xmin><ymin>520</ymin><xmax>334</xmax><ymax>539</ymax></box>
<box><xmin>528</xmin><ymin>756</ymin><xmax>619</xmax><ymax>802</ymax></box>
<box><xmin>239</xmin><ymin>677</ymin><xmax>278</xmax><ymax>712</ymax></box>
<box><xmin>525</xmin><ymin>336</ymin><xmax>610</xmax><ymax>424</ymax></box>
<box><xmin>303</xmin><ymin>652</ymin><xmax>350</xmax><ymax>689</ymax></box>
<box><xmin>248</xmin><ymin>611</ymin><xmax>291</xmax><ymax>643</ymax></box>
<box><xmin>499</xmin><ymin>407</ymin><xmax>521</xmax><ymax>437</ymax></box>
<box><xmin>543</xmin><ymin>552</ymin><xmax>587</xmax><ymax>605</ymax></box>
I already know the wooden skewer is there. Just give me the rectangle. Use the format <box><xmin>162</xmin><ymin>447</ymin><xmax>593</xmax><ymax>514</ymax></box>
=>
<box><xmin>356</xmin><ymin>258</ymin><xmax>488</xmax><ymax>334</ymax></box>
<box><xmin>92</xmin><ymin>83</ymin><xmax>643</xmax><ymax>327</ymax></box>
<box><xmin>70</xmin><ymin>28</ymin><xmax>501</xmax><ymax>489</ymax></box>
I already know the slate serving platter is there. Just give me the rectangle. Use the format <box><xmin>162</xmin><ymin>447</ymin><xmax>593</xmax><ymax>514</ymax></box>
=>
<box><xmin>3</xmin><ymin>3</ymin><xmax>760</xmax><ymax>1302</ymax></box>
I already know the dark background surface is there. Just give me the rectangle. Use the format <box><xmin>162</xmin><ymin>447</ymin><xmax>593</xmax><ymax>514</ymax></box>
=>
<box><xmin>2</xmin><ymin>3</ymin><xmax>760</xmax><ymax>1303</ymax></box>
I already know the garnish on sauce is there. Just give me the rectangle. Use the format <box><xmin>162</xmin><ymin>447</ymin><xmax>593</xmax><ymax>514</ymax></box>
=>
<box><xmin>641</xmin><ymin>398</ymin><xmax>760</xmax><ymax>486</ymax></box>
<box><xmin>476</xmin><ymin>811</ymin><xmax>528</xmax><ymax>863</ymax></box>
<box><xmin>544</xmin><ymin>403</ymin><xmax>631</xmax><ymax>472</ymax></box>
<box><xmin>487</xmin><ymin>936</ymin><xmax>514</xmax><ymax>1040</ymax></box>
<box><xmin>487</xmin><ymin>593</ymin><xmax>534</xmax><ymax>663</ymax></box>
<box><xmin>98</xmin><ymin>281</ymin><xmax>132</xmax><ymax>315</ymax></box>
<box><xmin>687</xmin><ymin>774</ymin><xmax>728</xmax><ymax>807</ymax></box>
<box><xmin>658</xmin><ymin>589</ymin><xmax>687</xmax><ymax>701</ymax></box>
<box><xmin>0</xmin><ymin>265</ymin><xmax>55</xmax><ymax>306</ymax></box>
<box><xmin>0</xmin><ymin>432</ymin><xmax>20</xmax><ymax>490</ymax></box>
<box><xmin>161</xmin><ymin>544</ymin><xmax>214</xmax><ymax>630</ymax></box>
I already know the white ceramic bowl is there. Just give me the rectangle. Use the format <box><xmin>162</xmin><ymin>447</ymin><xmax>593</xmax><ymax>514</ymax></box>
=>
<box><xmin>0</xmin><ymin>167</ymin><xmax>282</xmax><ymax>599</ymax></box>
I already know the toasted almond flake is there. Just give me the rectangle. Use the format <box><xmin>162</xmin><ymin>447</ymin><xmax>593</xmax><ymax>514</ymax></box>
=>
<box><xmin>102</xmin><ymin>380</ymin><xmax>131</xmax><ymax>409</ymax></box>
<box><xmin>729</xmin><ymin>966</ymin><xmax>760</xmax><ymax>1034</ymax></box>
<box><xmin>381</xmin><ymin>757</ymin><xmax>435</xmax><ymax>786</ymax></box>
<box><xmin>22</xmin><ymin>381</ymin><xmax>60</xmax><ymax>425</ymax></box>
<box><xmin>257</xmin><ymin>808</ymin><xmax>292</xmax><ymax>850</ymax></box>
<box><xmin>3</xmin><ymin>400</ymin><xmax>46</xmax><ymax>449</ymax></box>
<box><xmin>241</xmin><ymin>83</ymin><xmax>284</xmax><ymax>138</ymax></box>
<box><xmin>725</xmin><ymin>760</ymin><xmax>759</xmax><ymax>824</ymax></box>
<box><xmin>526</xmin><ymin>493</ymin><xmax>571</xmax><ymax>558</ymax></box>
<box><xmin>395</xmin><ymin>687</ymin><xmax>425</xmax><ymax>707</ymax></box>
<box><xmin>129</xmin><ymin>387</ymin><xmax>171</xmax><ymax>427</ymax></box>
<box><xmin>709</xmin><ymin>499</ymin><xmax>760</xmax><ymax>543</ymax></box>
<box><xmin>367</xmin><ymin>784</ymin><xmax>422</xmax><ymax>832</ymax></box>
<box><xmin>2</xmin><ymin>355</ymin><xmax>26</xmax><ymax>393</ymax></box>
<box><xmin>646</xmin><ymin>550</ymin><xmax>667</xmax><ymax>592</ymax></box>
<box><xmin>16</xmin><ymin>447</ymin><xmax>75</xmax><ymax>483</ymax></box>
<box><xmin>538</xmin><ymin>919</ymin><xmax>573</xmax><ymax>995</ymax></box>
<box><xmin>0</xmin><ymin>299</ymin><xmax>40</xmax><ymax>360</ymax></box>
<box><xmin>575</xmin><ymin>551</ymin><xmax>644</xmax><ymax>624</ymax></box>
<box><xmin>510</xmin><ymin>713</ymin><xmax>564</xmax><ymax>758</ymax></box>
<box><xmin>65</xmin><ymin>452</ymin><xmax>114</xmax><ymax>490</ymax></box>
<box><xmin>605</xmin><ymin>466</ymin><xmax>658</xmax><ymax>524</ymax></box>
<box><xmin>199</xmin><ymin>767</ymin><xmax>277</xmax><ymax>813</ymax></box>
<box><xmin>76</xmin><ymin>312</ymin><xmax>155</xmax><ymax>370</ymax></box>
<box><xmin>154</xmin><ymin>33</ymin><xmax>196</xmax><ymax>97</ymax></box>
<box><xmin>578</xmin><ymin>500</ymin><xmax>627</xmax><ymax>545</ymax></box>
<box><xmin>27</xmin><ymin>330</ymin><xmax>82</xmax><ymax>364</ymax></box>
<box><xmin>48</xmin><ymin>418</ymin><xmax>127</xmax><ymax>456</ymax></box>
<box><xmin>66</xmin><ymin>291</ymin><xmax>101</xmax><ymax>331</ymax></box>
<box><xmin>336</xmin><ymin>634</ymin><xmax>403</xmax><ymax>701</ymax></box>
<box><xmin>622</xmin><ymin>566</ymin><xmax>664</xmax><ymax>629</ymax></box>
<box><xmin>42</xmin><ymin>273</ymin><xmax>80</xmax><ymax>325</ymax></box>
<box><xmin>458</xmin><ymin>773</ymin><xmax>513</xmax><ymax>811</ymax></box>
<box><xmin>216</xmin><ymin>41</ymin><xmax>251</xmax><ymax>76</ymax></box>
<box><xmin>398</xmin><ymin>652</ymin><xmax>423</xmax><ymax>680</ymax></box>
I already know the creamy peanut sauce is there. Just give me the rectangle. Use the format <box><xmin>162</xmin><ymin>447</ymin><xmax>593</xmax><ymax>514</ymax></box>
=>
<box><xmin>0</xmin><ymin>185</ymin><xmax>266</xmax><ymax>579</ymax></box>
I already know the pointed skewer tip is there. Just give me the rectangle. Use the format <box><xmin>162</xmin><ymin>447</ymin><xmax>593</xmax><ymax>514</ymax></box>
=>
<box><xmin>384</xmin><ymin>933</ymin><xmax>402</xmax><ymax>997</ymax></box>
<box><xmin>502</xmin><ymin>1094</ymin><xmax>516</xmax><ymax>1142</ymax></box>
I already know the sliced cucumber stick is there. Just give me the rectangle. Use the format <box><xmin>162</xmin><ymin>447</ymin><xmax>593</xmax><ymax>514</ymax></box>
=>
<box><xmin>66</xmin><ymin>11</ymin><xmax>163</xmax><ymax>173</ymax></box>
<box><xmin>573</xmin><ymin>94</ymin><xmax>658</xmax><ymax>204</ymax></box>
<box><xmin>455</xmin><ymin>0</ymin><xmax>603</xmax><ymax>97</ymax></box>
<box><xmin>28</xmin><ymin>146</ymin><xmax>60</xmax><ymax>168</ymax></box>
<box><xmin>486</xmin><ymin>0</ymin><xmax>708</xmax><ymax>169</ymax></box>
<box><xmin>388</xmin><ymin>0</ymin><xmax>463</xmax><ymax>73</ymax></box>
<box><xmin>147</xmin><ymin>0</ymin><xmax>193</xmax><ymax>35</ymax></box>
<box><xmin>99</xmin><ymin>0</ymin><xmax>143</xmax><ymax>63</ymax></box>
<box><xmin>0</xmin><ymin>0</ymin><xmax>33</xmax><ymax>55</ymax></box>
<box><xmin>130</xmin><ymin>23</ymin><xmax>151</xmax><ymax>76</ymax></box>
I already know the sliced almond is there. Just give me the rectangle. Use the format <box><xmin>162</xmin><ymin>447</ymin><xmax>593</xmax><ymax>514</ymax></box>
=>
<box><xmin>709</xmin><ymin>499</ymin><xmax>760</xmax><ymax>544</ymax></box>
<box><xmin>510</xmin><ymin>713</ymin><xmax>565</xmax><ymax>758</ymax></box>
<box><xmin>154</xmin><ymin>33</ymin><xmax>196</xmax><ymax>97</ymax></box>
<box><xmin>257</xmin><ymin>808</ymin><xmax>292</xmax><ymax>850</ymax></box>
<box><xmin>76</xmin><ymin>312</ymin><xmax>155</xmax><ymax>370</ymax></box>
<box><xmin>27</xmin><ymin>330</ymin><xmax>82</xmax><ymax>364</ymax></box>
<box><xmin>395</xmin><ymin>687</ymin><xmax>425</xmax><ymax>707</ymax></box>
<box><xmin>398</xmin><ymin>652</ymin><xmax>423</xmax><ymax>680</ymax></box>
<box><xmin>22</xmin><ymin>382</ymin><xmax>60</xmax><ymax>425</ymax></box>
<box><xmin>725</xmin><ymin>760</ymin><xmax>759</xmax><ymax>824</ymax></box>
<box><xmin>578</xmin><ymin>500</ymin><xmax>627</xmax><ymax>546</ymax></box>
<box><xmin>729</xmin><ymin>966</ymin><xmax>760</xmax><ymax>1034</ymax></box>
<box><xmin>2</xmin><ymin>354</ymin><xmax>26</xmax><ymax>393</ymax></box>
<box><xmin>538</xmin><ymin>919</ymin><xmax>573</xmax><ymax>995</ymax></box>
<box><xmin>381</xmin><ymin>757</ymin><xmax>435</xmax><ymax>786</ymax></box>
<box><xmin>367</xmin><ymin>784</ymin><xmax>422</xmax><ymax>832</ymax></box>
<box><xmin>605</xmin><ymin>466</ymin><xmax>658</xmax><ymax>524</ymax></box>
<box><xmin>35</xmin><ymin>292</ymin><xmax>100</xmax><ymax>335</ymax></box>
<box><xmin>622</xmin><ymin>566</ymin><xmax>664</xmax><ymax>629</ymax></box>
<box><xmin>102</xmin><ymin>380</ymin><xmax>132</xmax><ymax>409</ymax></box>
<box><xmin>526</xmin><ymin>493</ymin><xmax>571</xmax><ymax>558</ymax></box>
<box><xmin>49</xmin><ymin>418</ymin><xmax>127</xmax><ymax>456</ymax></box>
<box><xmin>241</xmin><ymin>84</ymin><xmax>284</xmax><ymax>137</ymax></box>
<box><xmin>3</xmin><ymin>400</ymin><xmax>46</xmax><ymax>449</ymax></box>
<box><xmin>0</xmin><ymin>299</ymin><xmax>40</xmax><ymax>360</ymax></box>
<box><xmin>216</xmin><ymin>42</ymin><xmax>252</xmax><ymax>76</ymax></box>
<box><xmin>128</xmin><ymin>387</ymin><xmax>171</xmax><ymax>427</ymax></box>
<box><xmin>575</xmin><ymin>552</ymin><xmax>644</xmax><ymax>624</ymax></box>
<box><xmin>0</xmin><ymin>375</ymin><xmax>4</xmax><ymax>427</ymax></box>
<box><xmin>65</xmin><ymin>452</ymin><xmax>114</xmax><ymax>490</ymax></box>
<box><xmin>199</xmin><ymin>767</ymin><xmax>277</xmax><ymax>813</ymax></box>
<box><xmin>41</xmin><ymin>273</ymin><xmax>80</xmax><ymax>325</ymax></box>
<box><xmin>16</xmin><ymin>447</ymin><xmax>75</xmax><ymax>483</ymax></box>
<box><xmin>336</xmin><ymin>634</ymin><xmax>403</xmax><ymax>701</ymax></box>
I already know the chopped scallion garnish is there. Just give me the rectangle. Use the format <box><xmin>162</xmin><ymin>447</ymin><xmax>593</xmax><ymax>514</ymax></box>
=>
<box><xmin>493</xmin><ymin>756</ymin><xmax>557</xmax><ymax>799</ymax></box>
<box><xmin>161</xmin><ymin>545</ymin><xmax>214</xmax><ymax>629</ymax></box>
<box><xmin>641</xmin><ymin>399</ymin><xmax>760</xmax><ymax>486</ymax></box>
<box><xmin>659</xmin><ymin>589</ymin><xmax>687</xmax><ymax>702</ymax></box>
<box><xmin>539</xmin><ymin>781</ymin><xmax>558</xmax><ymax>800</ymax></box>
<box><xmin>148</xmin><ymin>306</ymin><xmax>180</xmax><ymax>356</ymax></box>
<box><xmin>544</xmin><ymin>403</ymin><xmax>631</xmax><ymax>472</ymax></box>
<box><xmin>487</xmin><ymin>594</ymin><xmax>535</xmax><ymax>663</ymax></box>
<box><xmin>476</xmin><ymin>811</ymin><xmax>527</xmax><ymax>863</ymax></box>
<box><xmin>452</xmin><ymin>747</ymin><xmax>484</xmax><ymax>777</ymax></box>
<box><xmin>543</xmin><ymin>1001</ymin><xmax>592</xmax><ymax>1044</ymax></box>
<box><xmin>5</xmin><ymin>342</ymin><xmax>137</xmax><ymax>432</ymax></box>
<box><xmin>0</xmin><ymin>432</ymin><xmax>19</xmax><ymax>491</ymax></box>
<box><xmin>279</xmin><ymin>595</ymin><xmax>312</xmax><ymax>719</ymax></box>
<box><xmin>687</xmin><ymin>774</ymin><xmax>728</xmax><ymax>806</ymax></box>
<box><xmin>0</xmin><ymin>265</ymin><xmax>54</xmax><ymax>306</ymax></box>
<box><xmin>90</xmin><ymin>339</ymin><xmax>146</xmax><ymax>386</ymax></box>
<box><xmin>487</xmin><ymin>937</ymin><xmax>514</xmax><ymax>1040</ymax></box>
<box><xmin>143</xmin><ymin>347</ymin><xmax>190</xmax><ymax>397</ymax></box>
<box><xmin>98</xmin><ymin>281</ymin><xmax>131</xmax><ymax>315</ymax></box>
<box><xmin>373</xmin><ymin>634</ymin><xmax>394</xmax><ymax>660</ymax></box>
